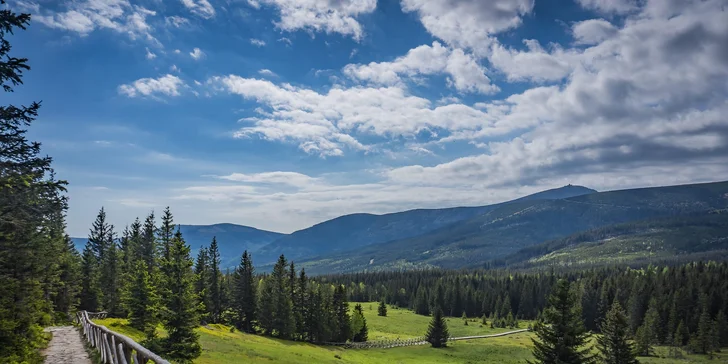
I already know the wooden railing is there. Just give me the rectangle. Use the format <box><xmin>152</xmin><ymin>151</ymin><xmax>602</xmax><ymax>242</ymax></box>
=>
<box><xmin>76</xmin><ymin>311</ymin><xmax>170</xmax><ymax>364</ymax></box>
<box><xmin>322</xmin><ymin>328</ymin><xmax>531</xmax><ymax>349</ymax></box>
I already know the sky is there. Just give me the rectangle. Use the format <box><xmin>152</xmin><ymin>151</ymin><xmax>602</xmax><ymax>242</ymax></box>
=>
<box><xmin>5</xmin><ymin>0</ymin><xmax>728</xmax><ymax>237</ymax></box>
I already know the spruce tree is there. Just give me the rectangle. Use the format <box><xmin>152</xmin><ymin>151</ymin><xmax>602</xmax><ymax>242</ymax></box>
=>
<box><xmin>257</xmin><ymin>277</ymin><xmax>275</xmax><ymax>335</ymax></box>
<box><xmin>193</xmin><ymin>246</ymin><xmax>210</xmax><ymax>323</ymax></box>
<box><xmin>299</xmin><ymin>269</ymin><xmax>312</xmax><ymax>341</ymax></box>
<box><xmin>529</xmin><ymin>279</ymin><xmax>596</xmax><ymax>364</ymax></box>
<box><xmin>124</xmin><ymin>260</ymin><xmax>159</xmax><ymax>338</ymax></box>
<box><xmin>140</xmin><ymin>212</ymin><xmax>157</xmax><ymax>276</ymax></box>
<box><xmin>271</xmin><ymin>255</ymin><xmax>294</xmax><ymax>339</ymax></box>
<box><xmin>378</xmin><ymin>300</ymin><xmax>387</xmax><ymax>317</ymax></box>
<box><xmin>208</xmin><ymin>237</ymin><xmax>222</xmax><ymax>323</ymax></box>
<box><xmin>51</xmin><ymin>237</ymin><xmax>82</xmax><ymax>316</ymax></box>
<box><xmin>414</xmin><ymin>286</ymin><xmax>430</xmax><ymax>316</ymax></box>
<box><xmin>232</xmin><ymin>251</ymin><xmax>257</xmax><ymax>333</ymax></box>
<box><xmin>158</xmin><ymin>207</ymin><xmax>175</xmax><ymax>262</ymax></box>
<box><xmin>691</xmin><ymin>301</ymin><xmax>714</xmax><ymax>354</ymax></box>
<box><xmin>0</xmin><ymin>4</ymin><xmax>69</xmax><ymax>359</ymax></box>
<box><xmin>635</xmin><ymin>298</ymin><xmax>660</xmax><ymax>356</ymax></box>
<box><xmin>426</xmin><ymin>308</ymin><xmax>449</xmax><ymax>348</ymax></box>
<box><xmin>351</xmin><ymin>303</ymin><xmax>368</xmax><ymax>342</ymax></box>
<box><xmin>333</xmin><ymin>285</ymin><xmax>351</xmax><ymax>342</ymax></box>
<box><xmin>160</xmin><ymin>230</ymin><xmax>201</xmax><ymax>363</ymax></box>
<box><xmin>716</xmin><ymin>310</ymin><xmax>727</xmax><ymax>347</ymax></box>
<box><xmin>88</xmin><ymin>208</ymin><xmax>113</xmax><ymax>261</ymax></box>
<box><xmin>79</xmin><ymin>242</ymin><xmax>102</xmax><ymax>312</ymax></box>
<box><xmin>100</xmin><ymin>238</ymin><xmax>122</xmax><ymax>316</ymax></box>
<box><xmin>597</xmin><ymin>302</ymin><xmax>639</xmax><ymax>364</ymax></box>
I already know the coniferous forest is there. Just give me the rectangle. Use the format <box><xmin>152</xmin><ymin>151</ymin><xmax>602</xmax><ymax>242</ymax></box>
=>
<box><xmin>2</xmin><ymin>3</ymin><xmax>728</xmax><ymax>364</ymax></box>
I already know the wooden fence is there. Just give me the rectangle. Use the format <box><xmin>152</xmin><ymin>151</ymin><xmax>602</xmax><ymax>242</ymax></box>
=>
<box><xmin>76</xmin><ymin>310</ymin><xmax>170</xmax><ymax>364</ymax></box>
<box><xmin>322</xmin><ymin>328</ymin><xmax>531</xmax><ymax>349</ymax></box>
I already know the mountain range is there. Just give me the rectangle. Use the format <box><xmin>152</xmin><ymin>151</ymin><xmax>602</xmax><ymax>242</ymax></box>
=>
<box><xmin>71</xmin><ymin>181</ymin><xmax>728</xmax><ymax>274</ymax></box>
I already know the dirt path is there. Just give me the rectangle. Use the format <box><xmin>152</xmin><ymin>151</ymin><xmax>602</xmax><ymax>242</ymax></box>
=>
<box><xmin>42</xmin><ymin>326</ymin><xmax>92</xmax><ymax>364</ymax></box>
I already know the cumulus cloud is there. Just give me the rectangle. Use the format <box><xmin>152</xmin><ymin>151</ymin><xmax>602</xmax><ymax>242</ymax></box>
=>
<box><xmin>572</xmin><ymin>18</ymin><xmax>618</xmax><ymax>45</ymax></box>
<box><xmin>488</xmin><ymin>39</ymin><xmax>578</xmax><ymax>82</ymax></box>
<box><xmin>576</xmin><ymin>0</ymin><xmax>639</xmax><ymax>14</ymax></box>
<box><xmin>343</xmin><ymin>42</ymin><xmax>498</xmax><ymax>94</ymax></box>
<box><xmin>212</xmin><ymin>75</ymin><xmax>509</xmax><ymax>156</ymax></box>
<box><xmin>256</xmin><ymin>0</ymin><xmax>377</xmax><ymax>41</ymax></box>
<box><xmin>400</xmin><ymin>0</ymin><xmax>534</xmax><ymax>54</ymax></box>
<box><xmin>180</xmin><ymin>0</ymin><xmax>215</xmax><ymax>19</ymax></box>
<box><xmin>118</xmin><ymin>74</ymin><xmax>185</xmax><ymax>98</ymax></box>
<box><xmin>165</xmin><ymin>15</ymin><xmax>190</xmax><ymax>28</ymax></box>
<box><xmin>250</xmin><ymin>38</ymin><xmax>266</xmax><ymax>47</ymax></box>
<box><xmin>190</xmin><ymin>47</ymin><xmax>205</xmax><ymax>60</ymax></box>
<box><xmin>33</xmin><ymin>0</ymin><xmax>158</xmax><ymax>42</ymax></box>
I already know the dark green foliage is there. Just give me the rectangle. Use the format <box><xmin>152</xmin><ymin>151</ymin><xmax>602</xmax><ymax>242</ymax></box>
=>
<box><xmin>529</xmin><ymin>279</ymin><xmax>595</xmax><ymax>364</ymax></box>
<box><xmin>232</xmin><ymin>251</ymin><xmax>257</xmax><ymax>333</ymax></box>
<box><xmin>635</xmin><ymin>298</ymin><xmax>660</xmax><ymax>356</ymax></box>
<box><xmin>351</xmin><ymin>303</ymin><xmax>368</xmax><ymax>342</ymax></box>
<box><xmin>79</xmin><ymin>242</ymin><xmax>101</xmax><ymax>311</ymax></box>
<box><xmin>140</xmin><ymin>212</ymin><xmax>157</xmax><ymax>276</ymax></box>
<box><xmin>378</xmin><ymin>300</ymin><xmax>387</xmax><ymax>317</ymax></box>
<box><xmin>0</xmin><ymin>4</ymin><xmax>71</xmax><ymax>360</ymax></box>
<box><xmin>716</xmin><ymin>310</ymin><xmax>727</xmax><ymax>347</ymax></box>
<box><xmin>690</xmin><ymin>299</ymin><xmax>716</xmax><ymax>355</ymax></box>
<box><xmin>100</xmin><ymin>239</ymin><xmax>122</xmax><ymax>316</ymax></box>
<box><xmin>597</xmin><ymin>302</ymin><xmax>639</xmax><ymax>364</ymax></box>
<box><xmin>124</xmin><ymin>260</ymin><xmax>159</xmax><ymax>338</ymax></box>
<box><xmin>332</xmin><ymin>285</ymin><xmax>351</xmax><ymax>342</ymax></box>
<box><xmin>160</xmin><ymin>230</ymin><xmax>201</xmax><ymax>363</ymax></box>
<box><xmin>208</xmin><ymin>237</ymin><xmax>222</xmax><ymax>323</ymax></box>
<box><xmin>294</xmin><ymin>268</ymin><xmax>307</xmax><ymax>339</ymax></box>
<box><xmin>414</xmin><ymin>286</ymin><xmax>430</xmax><ymax>316</ymax></box>
<box><xmin>426</xmin><ymin>308</ymin><xmax>449</xmax><ymax>348</ymax></box>
<box><xmin>193</xmin><ymin>246</ymin><xmax>210</xmax><ymax>322</ymax></box>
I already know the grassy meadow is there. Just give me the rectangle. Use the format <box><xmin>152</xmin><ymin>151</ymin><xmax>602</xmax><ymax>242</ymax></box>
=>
<box><xmin>94</xmin><ymin>302</ymin><xmax>727</xmax><ymax>364</ymax></box>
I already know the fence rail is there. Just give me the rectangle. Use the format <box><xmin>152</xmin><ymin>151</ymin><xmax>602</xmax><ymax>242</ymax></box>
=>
<box><xmin>322</xmin><ymin>328</ymin><xmax>531</xmax><ymax>349</ymax></box>
<box><xmin>76</xmin><ymin>310</ymin><xmax>170</xmax><ymax>364</ymax></box>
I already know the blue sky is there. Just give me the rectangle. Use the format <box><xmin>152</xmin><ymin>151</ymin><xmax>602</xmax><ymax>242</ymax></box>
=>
<box><xmin>6</xmin><ymin>0</ymin><xmax>728</xmax><ymax>237</ymax></box>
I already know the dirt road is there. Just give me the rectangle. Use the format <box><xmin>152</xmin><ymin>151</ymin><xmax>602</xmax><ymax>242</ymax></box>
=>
<box><xmin>42</xmin><ymin>326</ymin><xmax>92</xmax><ymax>364</ymax></box>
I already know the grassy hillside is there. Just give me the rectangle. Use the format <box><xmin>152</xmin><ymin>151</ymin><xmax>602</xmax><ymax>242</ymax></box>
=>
<box><xmin>256</xmin><ymin>185</ymin><xmax>596</xmax><ymax>265</ymax></box>
<box><xmin>300</xmin><ymin>181</ymin><xmax>728</xmax><ymax>274</ymax></box>
<box><xmin>92</xmin><ymin>302</ymin><xmax>725</xmax><ymax>364</ymax></box>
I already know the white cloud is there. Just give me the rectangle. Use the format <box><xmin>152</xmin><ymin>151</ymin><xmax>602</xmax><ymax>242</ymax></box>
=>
<box><xmin>257</xmin><ymin>0</ymin><xmax>377</xmax><ymax>41</ymax></box>
<box><xmin>488</xmin><ymin>39</ymin><xmax>578</xmax><ymax>82</ymax></box>
<box><xmin>343</xmin><ymin>42</ymin><xmax>498</xmax><ymax>94</ymax></box>
<box><xmin>216</xmin><ymin>171</ymin><xmax>319</xmax><ymax>188</ymax></box>
<box><xmin>250</xmin><ymin>38</ymin><xmax>266</xmax><ymax>47</ymax></box>
<box><xmin>190</xmin><ymin>47</ymin><xmax>205</xmax><ymax>60</ymax></box>
<box><xmin>180</xmin><ymin>0</ymin><xmax>215</xmax><ymax>19</ymax></box>
<box><xmin>174</xmin><ymin>49</ymin><xmax>181</xmax><ymax>54</ymax></box>
<box><xmin>400</xmin><ymin>0</ymin><xmax>534</xmax><ymax>55</ymax></box>
<box><xmin>33</xmin><ymin>0</ymin><xmax>158</xmax><ymax>42</ymax></box>
<box><xmin>258</xmin><ymin>69</ymin><xmax>278</xmax><ymax>77</ymax></box>
<box><xmin>145</xmin><ymin>47</ymin><xmax>156</xmax><ymax>60</ymax></box>
<box><xmin>576</xmin><ymin>0</ymin><xmax>639</xmax><ymax>15</ymax></box>
<box><xmin>170</xmin><ymin>64</ymin><xmax>180</xmax><ymax>72</ymax></box>
<box><xmin>278</xmin><ymin>37</ymin><xmax>292</xmax><ymax>46</ymax></box>
<box><xmin>213</xmin><ymin>75</ymin><xmax>504</xmax><ymax>156</ymax></box>
<box><xmin>118</xmin><ymin>74</ymin><xmax>185</xmax><ymax>98</ymax></box>
<box><xmin>165</xmin><ymin>15</ymin><xmax>190</xmax><ymax>28</ymax></box>
<box><xmin>572</xmin><ymin>19</ymin><xmax>617</xmax><ymax>45</ymax></box>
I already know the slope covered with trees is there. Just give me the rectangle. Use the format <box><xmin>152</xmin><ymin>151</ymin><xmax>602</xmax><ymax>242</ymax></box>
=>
<box><xmin>299</xmin><ymin>181</ymin><xmax>728</xmax><ymax>274</ymax></box>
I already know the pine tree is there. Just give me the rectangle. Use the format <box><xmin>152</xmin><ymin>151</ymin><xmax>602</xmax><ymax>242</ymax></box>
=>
<box><xmin>635</xmin><ymin>297</ymin><xmax>660</xmax><ymax>356</ymax></box>
<box><xmin>124</xmin><ymin>260</ymin><xmax>159</xmax><ymax>338</ymax></box>
<box><xmin>716</xmin><ymin>310</ymin><xmax>727</xmax><ymax>347</ymax></box>
<box><xmin>426</xmin><ymin>308</ymin><xmax>449</xmax><ymax>348</ymax></box>
<box><xmin>691</xmin><ymin>297</ymin><xmax>714</xmax><ymax>354</ymax></box>
<box><xmin>88</xmin><ymin>208</ymin><xmax>113</xmax><ymax>261</ymax></box>
<box><xmin>140</xmin><ymin>212</ymin><xmax>157</xmax><ymax>276</ymax></box>
<box><xmin>271</xmin><ymin>255</ymin><xmax>294</xmax><ymax>339</ymax></box>
<box><xmin>298</xmin><ymin>269</ymin><xmax>311</xmax><ymax>341</ymax></box>
<box><xmin>79</xmin><ymin>242</ymin><xmax>102</xmax><ymax>311</ymax></box>
<box><xmin>100</xmin><ymin>238</ymin><xmax>122</xmax><ymax>316</ymax></box>
<box><xmin>51</xmin><ymin>237</ymin><xmax>82</xmax><ymax>316</ymax></box>
<box><xmin>232</xmin><ymin>251</ymin><xmax>257</xmax><ymax>333</ymax></box>
<box><xmin>158</xmin><ymin>207</ymin><xmax>175</xmax><ymax>263</ymax></box>
<box><xmin>378</xmin><ymin>300</ymin><xmax>387</xmax><ymax>317</ymax></box>
<box><xmin>193</xmin><ymin>246</ymin><xmax>210</xmax><ymax>323</ymax></box>
<box><xmin>0</xmin><ymin>4</ymin><xmax>69</xmax><ymax>359</ymax></box>
<box><xmin>257</xmin><ymin>277</ymin><xmax>275</xmax><ymax>335</ymax></box>
<box><xmin>351</xmin><ymin>303</ymin><xmax>368</xmax><ymax>342</ymax></box>
<box><xmin>332</xmin><ymin>285</ymin><xmax>351</xmax><ymax>342</ymax></box>
<box><xmin>208</xmin><ymin>237</ymin><xmax>222</xmax><ymax>323</ymax></box>
<box><xmin>289</xmin><ymin>262</ymin><xmax>299</xmax><ymax>338</ymax></box>
<box><xmin>529</xmin><ymin>279</ymin><xmax>596</xmax><ymax>364</ymax></box>
<box><xmin>160</xmin><ymin>230</ymin><xmax>201</xmax><ymax>363</ymax></box>
<box><xmin>673</xmin><ymin>320</ymin><xmax>688</xmax><ymax>347</ymax></box>
<box><xmin>597</xmin><ymin>302</ymin><xmax>639</xmax><ymax>364</ymax></box>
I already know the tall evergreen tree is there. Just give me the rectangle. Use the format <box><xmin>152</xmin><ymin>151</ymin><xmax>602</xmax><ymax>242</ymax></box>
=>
<box><xmin>207</xmin><ymin>237</ymin><xmax>222</xmax><ymax>323</ymax></box>
<box><xmin>51</xmin><ymin>237</ymin><xmax>82</xmax><ymax>316</ymax></box>
<box><xmin>100</xmin><ymin>237</ymin><xmax>122</xmax><ymax>316</ymax></box>
<box><xmin>271</xmin><ymin>255</ymin><xmax>294</xmax><ymax>339</ymax></box>
<box><xmin>298</xmin><ymin>269</ymin><xmax>312</xmax><ymax>341</ymax></box>
<box><xmin>79</xmin><ymin>242</ymin><xmax>101</xmax><ymax>312</ymax></box>
<box><xmin>691</xmin><ymin>300</ymin><xmax>715</xmax><ymax>354</ymax></box>
<box><xmin>257</xmin><ymin>276</ymin><xmax>275</xmax><ymax>335</ymax></box>
<box><xmin>160</xmin><ymin>230</ymin><xmax>201</xmax><ymax>363</ymax></box>
<box><xmin>232</xmin><ymin>251</ymin><xmax>257</xmax><ymax>333</ymax></box>
<box><xmin>597</xmin><ymin>302</ymin><xmax>639</xmax><ymax>364</ymax></box>
<box><xmin>140</xmin><ymin>212</ymin><xmax>157</xmax><ymax>276</ymax></box>
<box><xmin>0</xmin><ymin>4</ymin><xmax>69</xmax><ymax>359</ymax></box>
<box><xmin>426</xmin><ymin>308</ymin><xmax>449</xmax><ymax>348</ymax></box>
<box><xmin>193</xmin><ymin>246</ymin><xmax>210</xmax><ymax>323</ymax></box>
<box><xmin>716</xmin><ymin>310</ymin><xmax>727</xmax><ymax>347</ymax></box>
<box><xmin>88</xmin><ymin>208</ymin><xmax>112</xmax><ymax>261</ymax></box>
<box><xmin>529</xmin><ymin>279</ymin><xmax>596</xmax><ymax>364</ymax></box>
<box><xmin>351</xmin><ymin>303</ymin><xmax>368</xmax><ymax>342</ymax></box>
<box><xmin>158</xmin><ymin>207</ymin><xmax>175</xmax><ymax>262</ymax></box>
<box><xmin>124</xmin><ymin>260</ymin><xmax>159</xmax><ymax>338</ymax></box>
<box><xmin>414</xmin><ymin>286</ymin><xmax>430</xmax><ymax>316</ymax></box>
<box><xmin>333</xmin><ymin>285</ymin><xmax>351</xmax><ymax>342</ymax></box>
<box><xmin>635</xmin><ymin>297</ymin><xmax>660</xmax><ymax>356</ymax></box>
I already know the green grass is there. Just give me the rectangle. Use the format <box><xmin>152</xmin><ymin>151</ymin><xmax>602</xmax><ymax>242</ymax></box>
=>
<box><xmin>93</xmin><ymin>303</ymin><xmax>727</xmax><ymax>364</ymax></box>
